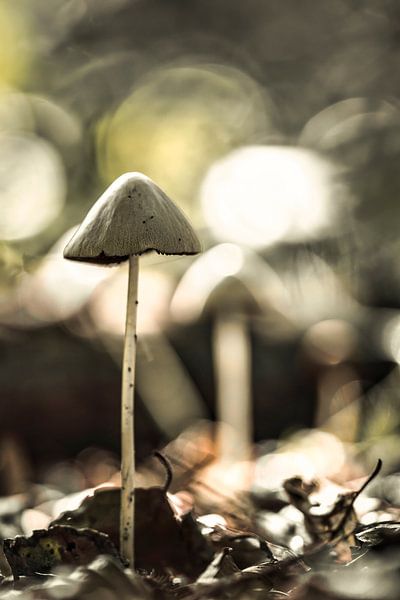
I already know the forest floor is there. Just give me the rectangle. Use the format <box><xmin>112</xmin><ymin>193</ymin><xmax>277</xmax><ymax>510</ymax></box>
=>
<box><xmin>0</xmin><ymin>427</ymin><xmax>399</xmax><ymax>599</ymax></box>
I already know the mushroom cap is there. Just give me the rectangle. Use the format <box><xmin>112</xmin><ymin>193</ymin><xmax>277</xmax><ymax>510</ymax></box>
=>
<box><xmin>63</xmin><ymin>172</ymin><xmax>201</xmax><ymax>264</ymax></box>
<box><xmin>171</xmin><ymin>243</ymin><xmax>290</xmax><ymax>323</ymax></box>
<box><xmin>204</xmin><ymin>275</ymin><xmax>262</xmax><ymax>316</ymax></box>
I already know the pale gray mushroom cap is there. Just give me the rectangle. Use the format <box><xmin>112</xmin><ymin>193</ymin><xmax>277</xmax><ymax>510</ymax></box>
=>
<box><xmin>63</xmin><ymin>172</ymin><xmax>201</xmax><ymax>264</ymax></box>
<box><xmin>171</xmin><ymin>244</ymin><xmax>290</xmax><ymax>323</ymax></box>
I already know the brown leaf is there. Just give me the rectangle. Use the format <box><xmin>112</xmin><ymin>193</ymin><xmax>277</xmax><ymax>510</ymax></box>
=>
<box><xmin>3</xmin><ymin>525</ymin><xmax>120</xmax><ymax>577</ymax></box>
<box><xmin>283</xmin><ymin>475</ymin><xmax>357</xmax><ymax>557</ymax></box>
<box><xmin>283</xmin><ymin>460</ymin><xmax>383</xmax><ymax>561</ymax></box>
<box><xmin>0</xmin><ymin>555</ymin><xmax>154</xmax><ymax>600</ymax></box>
<box><xmin>196</xmin><ymin>549</ymin><xmax>240</xmax><ymax>583</ymax></box>
<box><xmin>52</xmin><ymin>486</ymin><xmax>212</xmax><ymax>576</ymax></box>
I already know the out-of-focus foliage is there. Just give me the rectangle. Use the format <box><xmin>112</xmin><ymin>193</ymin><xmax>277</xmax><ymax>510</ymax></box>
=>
<box><xmin>97</xmin><ymin>64</ymin><xmax>272</xmax><ymax>214</ymax></box>
<box><xmin>0</xmin><ymin>3</ymin><xmax>33</xmax><ymax>87</ymax></box>
<box><xmin>0</xmin><ymin>0</ymin><xmax>400</xmax><ymax>497</ymax></box>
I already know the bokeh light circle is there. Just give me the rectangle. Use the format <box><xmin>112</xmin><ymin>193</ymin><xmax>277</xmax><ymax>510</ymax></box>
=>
<box><xmin>24</xmin><ymin>227</ymin><xmax>111</xmax><ymax>323</ymax></box>
<box><xmin>97</xmin><ymin>64</ymin><xmax>273</xmax><ymax>218</ymax></box>
<box><xmin>0</xmin><ymin>133</ymin><xmax>66</xmax><ymax>240</ymax></box>
<box><xmin>201</xmin><ymin>145</ymin><xmax>337</xmax><ymax>249</ymax></box>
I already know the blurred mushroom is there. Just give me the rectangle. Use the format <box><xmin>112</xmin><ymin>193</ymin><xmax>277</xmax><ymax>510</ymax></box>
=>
<box><xmin>171</xmin><ymin>243</ymin><xmax>288</xmax><ymax>466</ymax></box>
<box><xmin>22</xmin><ymin>227</ymin><xmax>111</xmax><ymax>324</ymax></box>
<box><xmin>63</xmin><ymin>172</ymin><xmax>200</xmax><ymax>568</ymax></box>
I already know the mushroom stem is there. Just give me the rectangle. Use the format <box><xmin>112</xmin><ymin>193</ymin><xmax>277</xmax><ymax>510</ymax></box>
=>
<box><xmin>120</xmin><ymin>254</ymin><xmax>139</xmax><ymax>568</ymax></box>
<box><xmin>213</xmin><ymin>313</ymin><xmax>252</xmax><ymax>465</ymax></box>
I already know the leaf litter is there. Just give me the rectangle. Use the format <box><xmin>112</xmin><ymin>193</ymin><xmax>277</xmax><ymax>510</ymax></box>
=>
<box><xmin>0</xmin><ymin>443</ymin><xmax>399</xmax><ymax>600</ymax></box>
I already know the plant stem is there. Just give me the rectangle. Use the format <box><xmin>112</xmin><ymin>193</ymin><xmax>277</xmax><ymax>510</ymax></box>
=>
<box><xmin>120</xmin><ymin>254</ymin><xmax>139</xmax><ymax>568</ymax></box>
<box><xmin>214</xmin><ymin>313</ymin><xmax>252</xmax><ymax>464</ymax></box>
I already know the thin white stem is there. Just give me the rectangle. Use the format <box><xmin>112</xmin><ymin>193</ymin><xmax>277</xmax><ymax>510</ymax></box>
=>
<box><xmin>213</xmin><ymin>314</ymin><xmax>252</xmax><ymax>464</ymax></box>
<box><xmin>120</xmin><ymin>255</ymin><xmax>139</xmax><ymax>568</ymax></box>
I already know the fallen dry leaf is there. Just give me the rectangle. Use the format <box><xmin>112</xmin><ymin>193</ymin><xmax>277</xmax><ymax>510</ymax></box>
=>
<box><xmin>3</xmin><ymin>525</ymin><xmax>119</xmax><ymax>577</ymax></box>
<box><xmin>52</xmin><ymin>485</ymin><xmax>212</xmax><ymax>576</ymax></box>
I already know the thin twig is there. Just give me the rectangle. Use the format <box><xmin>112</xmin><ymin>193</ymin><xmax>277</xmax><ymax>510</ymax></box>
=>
<box><xmin>328</xmin><ymin>458</ymin><xmax>382</xmax><ymax>544</ymax></box>
<box><xmin>154</xmin><ymin>451</ymin><xmax>173</xmax><ymax>493</ymax></box>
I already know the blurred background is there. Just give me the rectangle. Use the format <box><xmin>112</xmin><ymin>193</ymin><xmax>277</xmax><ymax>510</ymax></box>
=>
<box><xmin>1</xmin><ymin>0</ymin><xmax>400</xmax><ymax>498</ymax></box>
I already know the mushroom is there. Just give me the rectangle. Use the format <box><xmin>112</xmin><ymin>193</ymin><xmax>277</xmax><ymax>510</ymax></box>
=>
<box><xmin>208</xmin><ymin>276</ymin><xmax>257</xmax><ymax>464</ymax></box>
<box><xmin>63</xmin><ymin>172</ymin><xmax>200</xmax><ymax>567</ymax></box>
<box><xmin>171</xmin><ymin>243</ymin><xmax>289</xmax><ymax>467</ymax></box>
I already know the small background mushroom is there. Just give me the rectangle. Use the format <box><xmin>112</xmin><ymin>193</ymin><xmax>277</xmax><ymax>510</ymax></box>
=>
<box><xmin>171</xmin><ymin>243</ymin><xmax>289</xmax><ymax>470</ymax></box>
